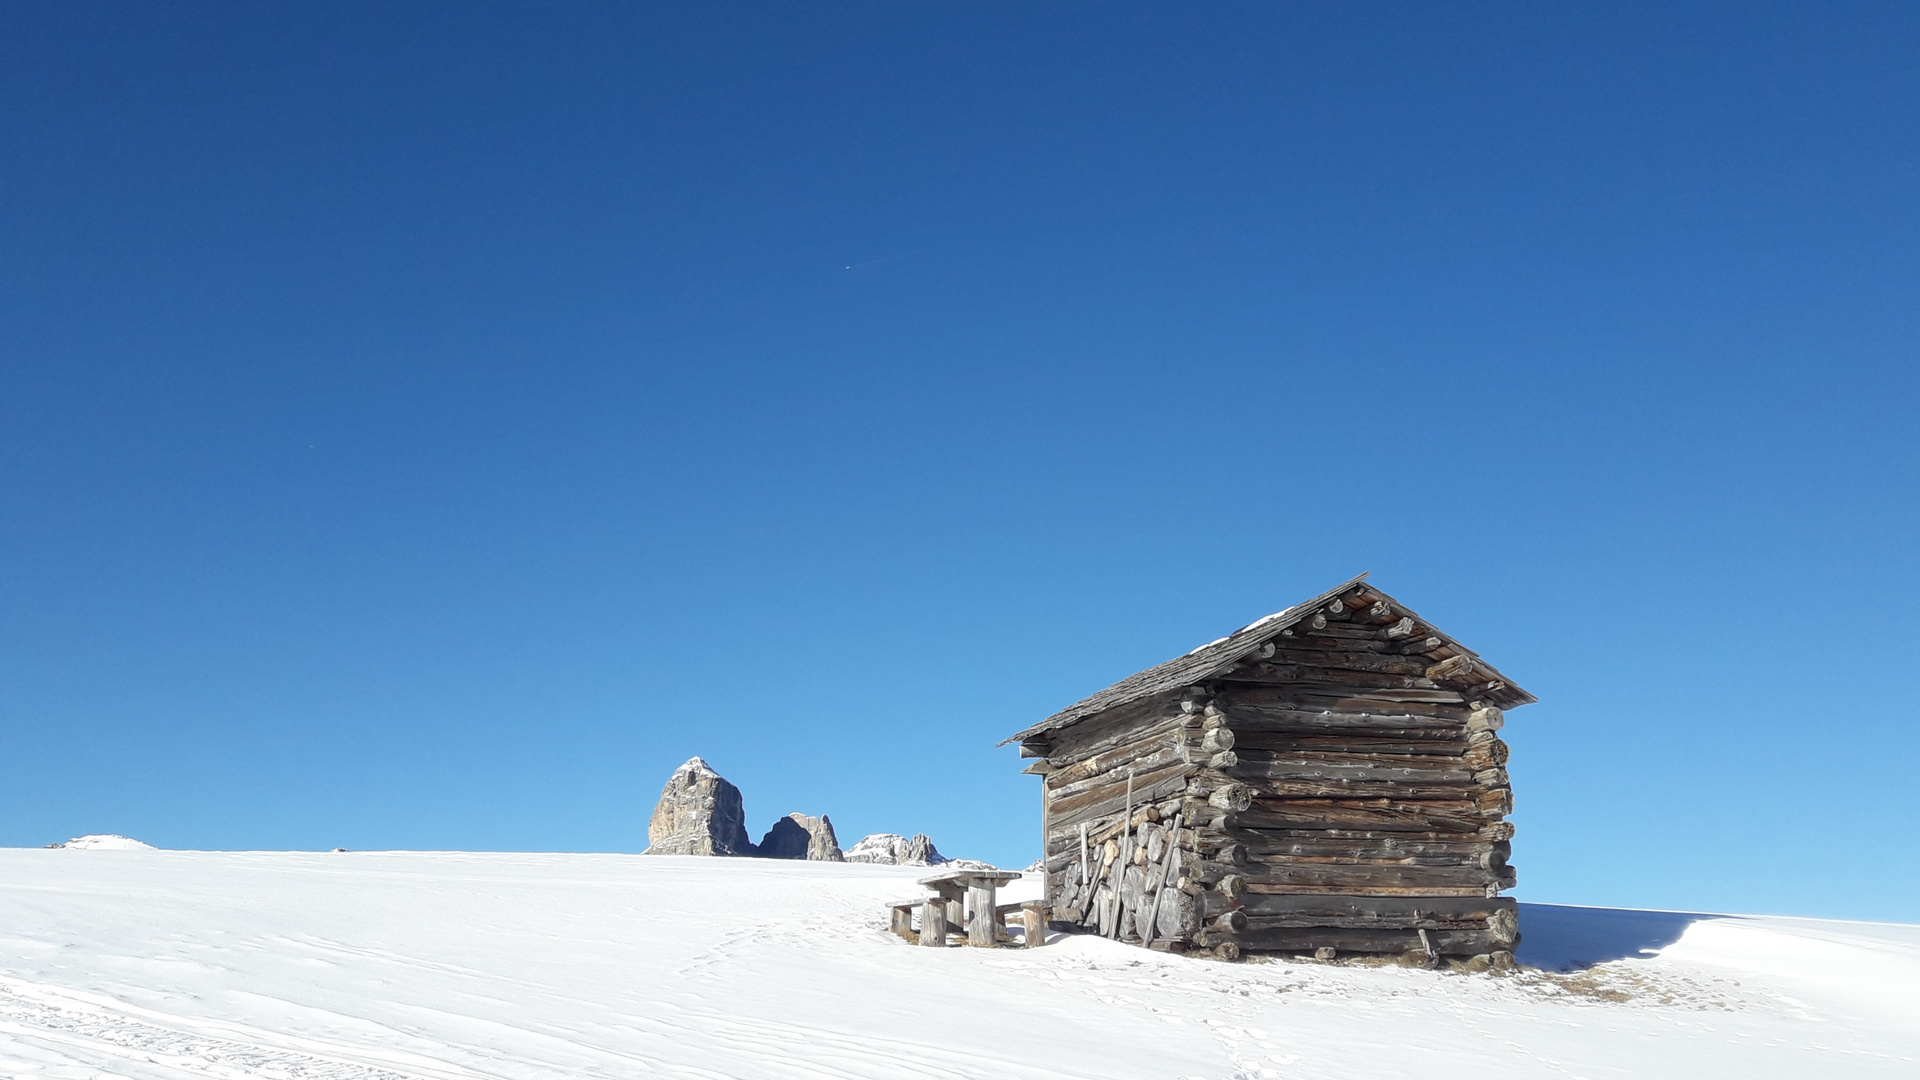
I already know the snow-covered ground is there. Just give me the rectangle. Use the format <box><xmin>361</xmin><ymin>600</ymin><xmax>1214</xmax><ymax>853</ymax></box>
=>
<box><xmin>0</xmin><ymin>850</ymin><xmax>1912</xmax><ymax>1079</ymax></box>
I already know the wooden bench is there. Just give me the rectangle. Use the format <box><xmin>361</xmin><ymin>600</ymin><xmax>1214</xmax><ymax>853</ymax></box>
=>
<box><xmin>884</xmin><ymin>869</ymin><xmax>1044</xmax><ymax>948</ymax></box>
<box><xmin>887</xmin><ymin>899</ymin><xmax>919</xmax><ymax>941</ymax></box>
<box><xmin>998</xmin><ymin>900</ymin><xmax>1050</xmax><ymax>948</ymax></box>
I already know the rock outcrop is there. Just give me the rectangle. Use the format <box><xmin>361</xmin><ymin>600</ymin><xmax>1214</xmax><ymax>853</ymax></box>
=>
<box><xmin>644</xmin><ymin>757</ymin><xmax>757</xmax><ymax>856</ymax></box>
<box><xmin>843</xmin><ymin>832</ymin><xmax>948</xmax><ymax>866</ymax></box>
<box><xmin>641</xmin><ymin>758</ymin><xmax>975</xmax><ymax>866</ymax></box>
<box><xmin>756</xmin><ymin>813</ymin><xmax>843</xmax><ymax>861</ymax></box>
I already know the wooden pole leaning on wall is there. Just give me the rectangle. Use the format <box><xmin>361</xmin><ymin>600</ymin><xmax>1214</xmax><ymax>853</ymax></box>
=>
<box><xmin>1112</xmin><ymin>767</ymin><xmax>1135</xmax><ymax>941</ymax></box>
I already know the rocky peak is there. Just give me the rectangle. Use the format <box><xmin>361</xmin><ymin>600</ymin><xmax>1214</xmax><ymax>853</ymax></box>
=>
<box><xmin>843</xmin><ymin>832</ymin><xmax>948</xmax><ymax>866</ymax></box>
<box><xmin>641</xmin><ymin>758</ymin><xmax>975</xmax><ymax>866</ymax></box>
<box><xmin>643</xmin><ymin>757</ymin><xmax>757</xmax><ymax>856</ymax></box>
<box><xmin>756</xmin><ymin>813</ymin><xmax>843</xmax><ymax>861</ymax></box>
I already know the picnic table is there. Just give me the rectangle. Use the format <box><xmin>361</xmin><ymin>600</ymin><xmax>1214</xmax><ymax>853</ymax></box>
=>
<box><xmin>885</xmin><ymin>868</ymin><xmax>1045</xmax><ymax>948</ymax></box>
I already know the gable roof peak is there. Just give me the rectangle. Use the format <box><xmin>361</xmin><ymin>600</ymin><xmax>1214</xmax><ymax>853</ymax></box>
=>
<box><xmin>1000</xmin><ymin>573</ymin><xmax>1533</xmax><ymax>746</ymax></box>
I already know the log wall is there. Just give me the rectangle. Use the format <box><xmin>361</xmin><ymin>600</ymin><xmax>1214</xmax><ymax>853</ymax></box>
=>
<box><xmin>1026</xmin><ymin>583</ymin><xmax>1522</xmax><ymax>963</ymax></box>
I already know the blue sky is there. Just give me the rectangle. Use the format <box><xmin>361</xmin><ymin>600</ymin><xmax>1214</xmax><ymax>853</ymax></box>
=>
<box><xmin>2</xmin><ymin>3</ymin><xmax>1915</xmax><ymax>921</ymax></box>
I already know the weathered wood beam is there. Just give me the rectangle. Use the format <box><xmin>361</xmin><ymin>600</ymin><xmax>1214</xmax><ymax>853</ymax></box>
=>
<box><xmin>1227</xmin><ymin>823</ymin><xmax>1514</xmax><ymax>844</ymax></box>
<box><xmin>1218</xmin><ymin>703</ymin><xmax>1467</xmax><ymax>731</ymax></box>
<box><xmin>1286</xmin><ymin>631</ymin><xmax>1447</xmax><ymax>656</ymax></box>
<box><xmin>1230</xmin><ymin>834</ymin><xmax>1509</xmax><ymax>865</ymax></box>
<box><xmin>1227</xmin><ymin>861</ymin><xmax>1506</xmax><ymax>890</ymax></box>
<box><xmin>1462</xmin><ymin>737</ymin><xmax>1510</xmax><ymax>770</ymax></box>
<box><xmin>1466</xmin><ymin>705</ymin><xmax>1505</xmax><ymax>732</ymax></box>
<box><xmin>1298</xmin><ymin>621</ymin><xmax>1386</xmax><ymax>640</ymax></box>
<box><xmin>1227</xmin><ymin>798</ymin><xmax>1493</xmax><ymax>834</ymax></box>
<box><xmin>1241</xmin><ymin>883</ymin><xmax>1500</xmax><ymax>897</ymax></box>
<box><xmin>1045</xmin><ymin>741</ymin><xmax>1186</xmax><ymax>795</ymax></box>
<box><xmin>1257</xmin><ymin>649</ymin><xmax>1435</xmax><ymax>676</ymax></box>
<box><xmin>1222</xmin><ymin>687</ymin><xmax>1472</xmax><ymax>717</ymax></box>
<box><xmin>1216</xmin><ymin>665</ymin><xmax>1448</xmax><ymax>692</ymax></box>
<box><xmin>1228</xmin><ymin>752</ymin><xmax>1479</xmax><ymax>782</ymax></box>
<box><xmin>1040</xmin><ymin>705</ymin><xmax>1186</xmax><ymax>767</ymax></box>
<box><xmin>1046</xmin><ymin>764</ymin><xmax>1191</xmax><ymax>832</ymax></box>
<box><xmin>1238</xmin><ymin>779</ymin><xmax>1492</xmax><ymax>800</ymax></box>
<box><xmin>1220</xmin><ymin>927</ymin><xmax>1504</xmax><ymax>955</ymax></box>
<box><xmin>1424</xmin><ymin>654</ymin><xmax>1479</xmax><ymax>682</ymax></box>
<box><xmin>1235</xmin><ymin>893</ymin><xmax>1515</xmax><ymax>926</ymax></box>
<box><xmin>1228</xmin><ymin>730</ymin><xmax>1471</xmax><ymax>754</ymax></box>
<box><xmin>1046</xmin><ymin>757</ymin><xmax>1189</xmax><ymax>806</ymax></box>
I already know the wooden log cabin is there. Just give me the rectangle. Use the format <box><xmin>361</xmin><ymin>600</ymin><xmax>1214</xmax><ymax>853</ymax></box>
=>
<box><xmin>1003</xmin><ymin>575</ymin><xmax>1535</xmax><ymax>963</ymax></box>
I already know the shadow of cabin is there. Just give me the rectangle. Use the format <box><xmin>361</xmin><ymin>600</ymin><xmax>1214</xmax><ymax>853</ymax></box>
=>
<box><xmin>1004</xmin><ymin>574</ymin><xmax>1536</xmax><ymax>963</ymax></box>
<box><xmin>1514</xmin><ymin>904</ymin><xmax>1722</xmax><ymax>972</ymax></box>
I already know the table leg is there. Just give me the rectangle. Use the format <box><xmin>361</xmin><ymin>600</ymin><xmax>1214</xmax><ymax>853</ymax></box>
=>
<box><xmin>967</xmin><ymin>882</ymin><xmax>997</xmax><ymax>947</ymax></box>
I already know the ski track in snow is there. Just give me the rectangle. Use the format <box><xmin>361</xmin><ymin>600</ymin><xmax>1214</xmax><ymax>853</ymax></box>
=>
<box><xmin>0</xmin><ymin>974</ymin><xmax>995</xmax><ymax>1080</ymax></box>
<box><xmin>0</xmin><ymin>978</ymin><xmax>444</xmax><ymax>1080</ymax></box>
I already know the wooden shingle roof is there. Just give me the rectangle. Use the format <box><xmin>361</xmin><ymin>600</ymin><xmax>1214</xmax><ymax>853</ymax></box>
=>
<box><xmin>1000</xmin><ymin>573</ymin><xmax>1535</xmax><ymax>746</ymax></box>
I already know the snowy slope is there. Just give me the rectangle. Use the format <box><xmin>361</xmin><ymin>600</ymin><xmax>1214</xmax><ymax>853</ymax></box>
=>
<box><xmin>0</xmin><ymin>850</ymin><xmax>1912</xmax><ymax>1079</ymax></box>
